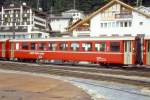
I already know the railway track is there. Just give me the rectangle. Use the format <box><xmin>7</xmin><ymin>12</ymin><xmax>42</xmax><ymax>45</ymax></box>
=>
<box><xmin>71</xmin><ymin>80</ymin><xmax>150</xmax><ymax>97</ymax></box>
<box><xmin>0</xmin><ymin>61</ymin><xmax>150</xmax><ymax>88</ymax></box>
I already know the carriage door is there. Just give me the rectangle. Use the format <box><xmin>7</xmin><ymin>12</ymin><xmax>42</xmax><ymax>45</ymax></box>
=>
<box><xmin>124</xmin><ymin>41</ymin><xmax>132</xmax><ymax>64</ymax></box>
<box><xmin>10</xmin><ymin>42</ymin><xmax>15</xmax><ymax>59</ymax></box>
<box><xmin>2</xmin><ymin>42</ymin><xmax>6</xmax><ymax>58</ymax></box>
<box><xmin>147</xmin><ymin>40</ymin><xmax>150</xmax><ymax>65</ymax></box>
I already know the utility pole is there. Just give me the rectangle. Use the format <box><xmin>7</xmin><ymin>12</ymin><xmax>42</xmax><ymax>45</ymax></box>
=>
<box><xmin>137</xmin><ymin>0</ymin><xmax>143</xmax><ymax>7</ymax></box>
<box><xmin>37</xmin><ymin>0</ymin><xmax>39</xmax><ymax>10</ymax></box>
<box><xmin>137</xmin><ymin>0</ymin><xmax>139</xmax><ymax>7</ymax></box>
<box><xmin>13</xmin><ymin>10</ymin><xmax>16</xmax><ymax>39</ymax></box>
<box><xmin>140</xmin><ymin>0</ymin><xmax>143</xmax><ymax>6</ymax></box>
<box><xmin>74</xmin><ymin>0</ymin><xmax>76</xmax><ymax>9</ymax></box>
<box><xmin>11</xmin><ymin>0</ymin><xmax>16</xmax><ymax>39</ymax></box>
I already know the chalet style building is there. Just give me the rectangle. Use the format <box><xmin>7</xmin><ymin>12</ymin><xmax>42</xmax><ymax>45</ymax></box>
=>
<box><xmin>0</xmin><ymin>2</ymin><xmax>50</xmax><ymax>39</ymax></box>
<box><xmin>68</xmin><ymin>0</ymin><xmax>150</xmax><ymax>37</ymax></box>
<box><xmin>48</xmin><ymin>9</ymin><xmax>84</xmax><ymax>37</ymax></box>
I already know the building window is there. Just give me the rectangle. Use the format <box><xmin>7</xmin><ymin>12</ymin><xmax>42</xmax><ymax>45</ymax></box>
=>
<box><xmin>129</xmin><ymin>21</ymin><xmax>132</xmax><ymax>27</ymax></box>
<box><xmin>120</xmin><ymin>22</ymin><xmax>124</xmax><ymax>27</ymax></box>
<box><xmin>31</xmin><ymin>34</ymin><xmax>34</xmax><ymax>38</ymax></box>
<box><xmin>112</xmin><ymin>22</ymin><xmax>115</xmax><ymax>27</ymax></box>
<box><xmin>139</xmin><ymin>22</ymin><xmax>143</xmax><ymax>26</ymax></box>
<box><xmin>38</xmin><ymin>33</ymin><xmax>42</xmax><ymax>38</ymax></box>
<box><xmin>104</xmin><ymin>23</ymin><xmax>107</xmax><ymax>28</ymax></box>
<box><xmin>116</xmin><ymin>22</ymin><xmax>119</xmax><ymax>27</ymax></box>
<box><xmin>108</xmin><ymin>22</ymin><xmax>111</xmax><ymax>28</ymax></box>
<box><xmin>100</xmin><ymin>23</ymin><xmax>104</xmax><ymax>28</ymax></box>
<box><xmin>100</xmin><ymin>21</ymin><xmax>132</xmax><ymax>28</ymax></box>
<box><xmin>124</xmin><ymin>22</ymin><xmax>128</xmax><ymax>27</ymax></box>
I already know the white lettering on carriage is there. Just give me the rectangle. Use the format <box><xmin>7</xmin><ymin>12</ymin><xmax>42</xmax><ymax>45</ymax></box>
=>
<box><xmin>96</xmin><ymin>57</ymin><xmax>106</xmax><ymax>61</ymax></box>
<box><xmin>29</xmin><ymin>52</ymin><xmax>44</xmax><ymax>55</ymax></box>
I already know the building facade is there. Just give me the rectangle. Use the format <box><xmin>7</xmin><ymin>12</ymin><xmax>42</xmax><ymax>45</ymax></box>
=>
<box><xmin>48</xmin><ymin>15</ymin><xmax>72</xmax><ymax>34</ymax></box>
<box><xmin>0</xmin><ymin>2</ymin><xmax>50</xmax><ymax>39</ymax></box>
<box><xmin>68</xmin><ymin>0</ymin><xmax>150</xmax><ymax>37</ymax></box>
<box><xmin>62</xmin><ymin>9</ymin><xmax>84</xmax><ymax>23</ymax></box>
<box><xmin>48</xmin><ymin>9</ymin><xmax>84</xmax><ymax>37</ymax></box>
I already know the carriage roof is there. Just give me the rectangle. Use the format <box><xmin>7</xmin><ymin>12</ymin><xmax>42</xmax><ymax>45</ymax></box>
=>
<box><xmin>10</xmin><ymin>36</ymin><xmax>136</xmax><ymax>42</ymax></box>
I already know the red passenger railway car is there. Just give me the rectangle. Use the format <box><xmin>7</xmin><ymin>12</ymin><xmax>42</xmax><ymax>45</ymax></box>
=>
<box><xmin>8</xmin><ymin>36</ymin><xmax>142</xmax><ymax>65</ymax></box>
<box><xmin>0</xmin><ymin>39</ymin><xmax>10</xmax><ymax>59</ymax></box>
<box><xmin>143</xmin><ymin>36</ymin><xmax>150</xmax><ymax>65</ymax></box>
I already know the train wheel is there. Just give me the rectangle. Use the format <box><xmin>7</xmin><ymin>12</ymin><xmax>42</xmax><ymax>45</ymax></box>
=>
<box><xmin>99</xmin><ymin>63</ymin><xmax>106</xmax><ymax>68</ymax></box>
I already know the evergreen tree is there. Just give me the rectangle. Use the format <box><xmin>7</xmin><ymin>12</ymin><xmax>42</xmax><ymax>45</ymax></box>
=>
<box><xmin>0</xmin><ymin>0</ymin><xmax>150</xmax><ymax>14</ymax></box>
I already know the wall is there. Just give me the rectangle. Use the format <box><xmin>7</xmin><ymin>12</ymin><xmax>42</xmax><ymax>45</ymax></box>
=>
<box><xmin>50</xmin><ymin>19</ymin><xmax>70</xmax><ymax>32</ymax></box>
<box><xmin>90</xmin><ymin>10</ymin><xmax>150</xmax><ymax>37</ymax></box>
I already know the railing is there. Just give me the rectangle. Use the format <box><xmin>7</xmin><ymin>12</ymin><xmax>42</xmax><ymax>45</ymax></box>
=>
<box><xmin>0</xmin><ymin>26</ymin><xmax>27</xmax><ymax>32</ymax></box>
<box><xmin>76</xmin><ymin>27</ymin><xmax>90</xmax><ymax>31</ymax></box>
<box><xmin>115</xmin><ymin>12</ymin><xmax>133</xmax><ymax>19</ymax></box>
<box><xmin>22</xmin><ymin>13</ymin><xmax>30</xmax><ymax>17</ymax></box>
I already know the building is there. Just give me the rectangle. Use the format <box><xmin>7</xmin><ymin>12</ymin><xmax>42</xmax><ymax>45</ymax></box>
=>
<box><xmin>0</xmin><ymin>2</ymin><xmax>50</xmax><ymax>39</ymax></box>
<box><xmin>48</xmin><ymin>9</ymin><xmax>84</xmax><ymax>37</ymax></box>
<box><xmin>62</xmin><ymin>9</ymin><xmax>84</xmax><ymax>23</ymax></box>
<box><xmin>137</xmin><ymin>6</ymin><xmax>150</xmax><ymax>14</ymax></box>
<box><xmin>68</xmin><ymin>0</ymin><xmax>150</xmax><ymax>37</ymax></box>
<box><xmin>48</xmin><ymin>15</ymin><xmax>72</xmax><ymax>36</ymax></box>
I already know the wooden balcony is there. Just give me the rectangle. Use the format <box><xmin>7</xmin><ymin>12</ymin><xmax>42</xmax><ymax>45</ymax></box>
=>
<box><xmin>76</xmin><ymin>27</ymin><xmax>90</xmax><ymax>31</ymax></box>
<box><xmin>115</xmin><ymin>12</ymin><xmax>133</xmax><ymax>19</ymax></box>
<box><xmin>0</xmin><ymin>26</ymin><xmax>27</xmax><ymax>32</ymax></box>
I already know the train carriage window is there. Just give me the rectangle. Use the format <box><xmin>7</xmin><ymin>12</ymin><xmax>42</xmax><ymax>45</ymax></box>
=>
<box><xmin>49</xmin><ymin>42</ymin><xmax>57</xmax><ymax>51</ymax></box>
<box><xmin>16</xmin><ymin>43</ymin><xmax>19</xmax><ymax>50</ymax></box>
<box><xmin>22</xmin><ymin>43</ymin><xmax>28</xmax><ymax>50</ymax></box>
<box><xmin>82</xmin><ymin>42</ymin><xmax>92</xmax><ymax>51</ymax></box>
<box><xmin>39</xmin><ymin>43</ymin><xmax>46</xmax><ymax>51</ymax></box>
<box><xmin>125</xmin><ymin>42</ymin><xmax>127</xmax><ymax>52</ymax></box>
<box><xmin>59</xmin><ymin>42</ymin><xmax>68</xmax><ymax>51</ymax></box>
<box><xmin>31</xmin><ymin>43</ymin><xmax>36</xmax><ymax>50</ymax></box>
<box><xmin>95</xmin><ymin>42</ymin><xmax>106</xmax><ymax>51</ymax></box>
<box><xmin>125</xmin><ymin>41</ymin><xmax>131</xmax><ymax>52</ymax></box>
<box><xmin>110</xmin><ymin>42</ymin><xmax>120</xmax><ymax>52</ymax></box>
<box><xmin>148</xmin><ymin>41</ymin><xmax>150</xmax><ymax>52</ymax></box>
<box><xmin>71</xmin><ymin>42</ymin><xmax>79</xmax><ymax>51</ymax></box>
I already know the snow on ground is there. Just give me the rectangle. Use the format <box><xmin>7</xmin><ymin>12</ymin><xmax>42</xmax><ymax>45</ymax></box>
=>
<box><xmin>0</xmin><ymin>69</ymin><xmax>150</xmax><ymax>100</ymax></box>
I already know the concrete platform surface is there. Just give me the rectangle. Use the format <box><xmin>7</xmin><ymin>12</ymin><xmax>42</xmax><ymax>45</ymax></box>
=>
<box><xmin>0</xmin><ymin>72</ymin><xmax>92</xmax><ymax>100</ymax></box>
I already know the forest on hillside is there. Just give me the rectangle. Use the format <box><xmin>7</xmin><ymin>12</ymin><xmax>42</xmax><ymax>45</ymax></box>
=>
<box><xmin>0</xmin><ymin>0</ymin><xmax>150</xmax><ymax>14</ymax></box>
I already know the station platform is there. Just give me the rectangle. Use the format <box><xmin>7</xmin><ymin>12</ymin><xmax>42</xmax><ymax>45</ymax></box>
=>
<box><xmin>0</xmin><ymin>71</ymin><xmax>91</xmax><ymax>100</ymax></box>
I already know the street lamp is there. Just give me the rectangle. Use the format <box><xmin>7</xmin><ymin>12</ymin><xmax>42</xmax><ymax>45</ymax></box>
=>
<box><xmin>12</xmin><ymin>10</ymin><xmax>16</xmax><ymax>39</ymax></box>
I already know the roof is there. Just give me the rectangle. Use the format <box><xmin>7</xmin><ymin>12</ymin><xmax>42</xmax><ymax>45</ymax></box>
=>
<box><xmin>2</xmin><ymin>1</ymin><xmax>48</xmax><ymax>17</ymax></box>
<box><xmin>68</xmin><ymin>0</ymin><xmax>150</xmax><ymax>31</ymax></box>
<box><xmin>67</xmin><ymin>19</ymin><xmax>82</xmax><ymax>30</ymax></box>
<box><xmin>144</xmin><ymin>36</ymin><xmax>150</xmax><ymax>39</ymax></box>
<box><xmin>137</xmin><ymin>6</ymin><xmax>150</xmax><ymax>14</ymax></box>
<box><xmin>63</xmin><ymin>9</ymin><xmax>83</xmax><ymax>13</ymax></box>
<box><xmin>48</xmin><ymin>15</ymin><xmax>72</xmax><ymax>20</ymax></box>
<box><xmin>0</xmin><ymin>39</ymin><xmax>9</xmax><ymax>41</ymax></box>
<box><xmin>10</xmin><ymin>36</ymin><xmax>136</xmax><ymax>42</ymax></box>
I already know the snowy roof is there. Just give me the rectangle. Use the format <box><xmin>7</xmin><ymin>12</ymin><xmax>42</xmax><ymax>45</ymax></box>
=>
<box><xmin>63</xmin><ymin>9</ymin><xmax>84</xmax><ymax>13</ymax></box>
<box><xmin>48</xmin><ymin>14</ymin><xmax>72</xmax><ymax>19</ymax></box>
<box><xmin>137</xmin><ymin>6</ymin><xmax>150</xmax><ymax>14</ymax></box>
